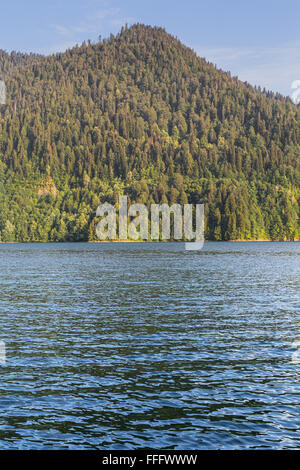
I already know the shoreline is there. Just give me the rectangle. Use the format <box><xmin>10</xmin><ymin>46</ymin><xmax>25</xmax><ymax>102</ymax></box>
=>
<box><xmin>0</xmin><ymin>239</ymin><xmax>299</xmax><ymax>244</ymax></box>
<box><xmin>88</xmin><ymin>239</ymin><xmax>300</xmax><ymax>243</ymax></box>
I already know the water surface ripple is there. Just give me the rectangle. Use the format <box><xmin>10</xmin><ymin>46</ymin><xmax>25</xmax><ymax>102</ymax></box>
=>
<box><xmin>0</xmin><ymin>242</ymin><xmax>299</xmax><ymax>449</ymax></box>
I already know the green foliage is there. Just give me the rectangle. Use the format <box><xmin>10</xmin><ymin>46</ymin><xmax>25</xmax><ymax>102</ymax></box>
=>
<box><xmin>0</xmin><ymin>24</ymin><xmax>299</xmax><ymax>241</ymax></box>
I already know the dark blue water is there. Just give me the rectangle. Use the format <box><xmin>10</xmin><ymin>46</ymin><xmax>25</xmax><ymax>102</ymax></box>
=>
<box><xmin>0</xmin><ymin>242</ymin><xmax>299</xmax><ymax>449</ymax></box>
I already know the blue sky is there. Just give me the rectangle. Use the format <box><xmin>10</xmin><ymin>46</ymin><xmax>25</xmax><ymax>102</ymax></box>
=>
<box><xmin>1</xmin><ymin>0</ymin><xmax>300</xmax><ymax>97</ymax></box>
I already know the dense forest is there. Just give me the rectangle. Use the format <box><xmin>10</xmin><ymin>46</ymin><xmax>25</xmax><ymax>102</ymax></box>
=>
<box><xmin>0</xmin><ymin>24</ymin><xmax>299</xmax><ymax>241</ymax></box>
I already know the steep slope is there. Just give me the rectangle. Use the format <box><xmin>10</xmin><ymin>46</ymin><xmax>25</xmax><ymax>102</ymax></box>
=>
<box><xmin>0</xmin><ymin>24</ymin><xmax>299</xmax><ymax>241</ymax></box>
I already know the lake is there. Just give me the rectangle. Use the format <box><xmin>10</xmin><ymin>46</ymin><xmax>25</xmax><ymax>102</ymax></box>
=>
<box><xmin>0</xmin><ymin>242</ymin><xmax>299</xmax><ymax>449</ymax></box>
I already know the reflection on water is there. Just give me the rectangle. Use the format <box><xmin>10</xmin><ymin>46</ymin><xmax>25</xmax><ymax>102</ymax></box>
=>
<box><xmin>0</xmin><ymin>242</ymin><xmax>299</xmax><ymax>449</ymax></box>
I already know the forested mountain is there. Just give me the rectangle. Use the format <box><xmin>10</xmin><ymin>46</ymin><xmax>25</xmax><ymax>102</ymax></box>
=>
<box><xmin>0</xmin><ymin>24</ymin><xmax>299</xmax><ymax>241</ymax></box>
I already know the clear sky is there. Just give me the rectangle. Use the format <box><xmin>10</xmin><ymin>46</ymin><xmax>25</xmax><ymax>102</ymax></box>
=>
<box><xmin>1</xmin><ymin>0</ymin><xmax>300</xmax><ymax>97</ymax></box>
